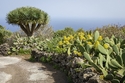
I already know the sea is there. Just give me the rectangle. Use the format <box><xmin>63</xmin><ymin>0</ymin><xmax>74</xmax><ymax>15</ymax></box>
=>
<box><xmin>1</xmin><ymin>18</ymin><xmax>125</xmax><ymax>32</ymax></box>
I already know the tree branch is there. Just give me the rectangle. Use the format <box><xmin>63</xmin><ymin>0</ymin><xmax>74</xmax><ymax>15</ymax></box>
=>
<box><xmin>31</xmin><ymin>23</ymin><xmax>36</xmax><ymax>35</ymax></box>
<box><xmin>34</xmin><ymin>24</ymin><xmax>43</xmax><ymax>32</ymax></box>
<box><xmin>19</xmin><ymin>24</ymin><xmax>28</xmax><ymax>36</ymax></box>
<box><xmin>24</xmin><ymin>23</ymin><xmax>32</xmax><ymax>36</ymax></box>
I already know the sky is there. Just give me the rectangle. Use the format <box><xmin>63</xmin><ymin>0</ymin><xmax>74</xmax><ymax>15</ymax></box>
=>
<box><xmin>0</xmin><ymin>0</ymin><xmax>125</xmax><ymax>31</ymax></box>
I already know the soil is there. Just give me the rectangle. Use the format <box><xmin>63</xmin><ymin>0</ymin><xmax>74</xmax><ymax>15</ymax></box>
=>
<box><xmin>0</xmin><ymin>55</ymin><xmax>68</xmax><ymax>83</ymax></box>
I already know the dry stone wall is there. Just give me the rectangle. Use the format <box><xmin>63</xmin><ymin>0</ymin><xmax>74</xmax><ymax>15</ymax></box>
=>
<box><xmin>31</xmin><ymin>49</ymin><xmax>109</xmax><ymax>83</ymax></box>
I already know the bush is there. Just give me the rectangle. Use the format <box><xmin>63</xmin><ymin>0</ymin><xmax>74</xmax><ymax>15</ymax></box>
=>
<box><xmin>0</xmin><ymin>25</ymin><xmax>12</xmax><ymax>44</ymax></box>
<box><xmin>54</xmin><ymin>27</ymin><xmax>75</xmax><ymax>38</ymax></box>
<box><xmin>95</xmin><ymin>25</ymin><xmax>125</xmax><ymax>39</ymax></box>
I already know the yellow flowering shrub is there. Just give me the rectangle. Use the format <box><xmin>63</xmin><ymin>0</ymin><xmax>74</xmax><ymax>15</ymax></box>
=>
<box><xmin>57</xmin><ymin>30</ymin><xmax>106</xmax><ymax>56</ymax></box>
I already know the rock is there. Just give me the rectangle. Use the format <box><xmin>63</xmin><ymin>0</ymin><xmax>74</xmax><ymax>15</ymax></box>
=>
<box><xmin>0</xmin><ymin>43</ymin><xmax>10</xmax><ymax>56</ymax></box>
<box><xmin>78</xmin><ymin>67</ymin><xmax>97</xmax><ymax>82</ymax></box>
<box><xmin>67</xmin><ymin>57</ymin><xmax>84</xmax><ymax>68</ymax></box>
<box><xmin>83</xmin><ymin>72</ymin><xmax>95</xmax><ymax>81</ymax></box>
<box><xmin>88</xmin><ymin>75</ymin><xmax>109</xmax><ymax>83</ymax></box>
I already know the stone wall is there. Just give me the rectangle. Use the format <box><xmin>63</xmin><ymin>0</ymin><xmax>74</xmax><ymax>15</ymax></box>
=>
<box><xmin>31</xmin><ymin>49</ymin><xmax>109</xmax><ymax>83</ymax></box>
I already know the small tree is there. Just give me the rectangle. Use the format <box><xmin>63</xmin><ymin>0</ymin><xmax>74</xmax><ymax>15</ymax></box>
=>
<box><xmin>6</xmin><ymin>6</ymin><xmax>49</xmax><ymax>37</ymax></box>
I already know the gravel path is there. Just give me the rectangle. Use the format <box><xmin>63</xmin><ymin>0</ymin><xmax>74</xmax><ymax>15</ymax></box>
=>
<box><xmin>0</xmin><ymin>56</ymin><xmax>68</xmax><ymax>83</ymax></box>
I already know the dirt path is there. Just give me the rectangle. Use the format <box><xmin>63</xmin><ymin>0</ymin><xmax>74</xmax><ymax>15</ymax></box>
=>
<box><xmin>0</xmin><ymin>56</ymin><xmax>68</xmax><ymax>83</ymax></box>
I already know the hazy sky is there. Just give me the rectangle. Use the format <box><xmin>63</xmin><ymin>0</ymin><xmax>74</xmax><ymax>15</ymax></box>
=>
<box><xmin>0</xmin><ymin>0</ymin><xmax>125</xmax><ymax>31</ymax></box>
<box><xmin>0</xmin><ymin>0</ymin><xmax>125</xmax><ymax>20</ymax></box>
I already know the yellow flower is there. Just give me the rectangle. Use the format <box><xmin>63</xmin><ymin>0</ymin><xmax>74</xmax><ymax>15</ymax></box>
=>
<box><xmin>73</xmin><ymin>50</ymin><xmax>78</xmax><ymax>55</ymax></box>
<box><xmin>56</xmin><ymin>46</ymin><xmax>59</xmax><ymax>48</ymax></box>
<box><xmin>69</xmin><ymin>35</ymin><xmax>74</xmax><ymax>40</ymax></box>
<box><xmin>77</xmin><ymin>52</ymin><xmax>82</xmax><ymax>56</ymax></box>
<box><xmin>58</xmin><ymin>41</ymin><xmax>63</xmax><ymax>45</ymax></box>
<box><xmin>103</xmin><ymin>43</ymin><xmax>109</xmax><ymax>49</ymax></box>
<box><xmin>63</xmin><ymin>36</ymin><xmax>67</xmax><ymax>41</ymax></box>
<box><xmin>64</xmin><ymin>40</ymin><xmax>70</xmax><ymax>45</ymax></box>
<box><xmin>67</xmin><ymin>37</ymin><xmax>71</xmax><ymax>41</ymax></box>
<box><xmin>73</xmin><ymin>50</ymin><xmax>82</xmax><ymax>56</ymax></box>
<box><xmin>94</xmin><ymin>41</ymin><xmax>100</xmax><ymax>48</ymax></box>
<box><xmin>79</xmin><ymin>35</ymin><xmax>85</xmax><ymax>41</ymax></box>
<box><xmin>87</xmin><ymin>35</ymin><xmax>92</xmax><ymax>40</ymax></box>
<box><xmin>98</xmin><ymin>36</ymin><xmax>103</xmax><ymax>41</ymax></box>
<box><xmin>87</xmin><ymin>42</ymin><xmax>92</xmax><ymax>45</ymax></box>
<box><xmin>78</xmin><ymin>32</ymin><xmax>84</xmax><ymax>36</ymax></box>
<box><xmin>99</xmin><ymin>75</ymin><xmax>104</xmax><ymax>80</ymax></box>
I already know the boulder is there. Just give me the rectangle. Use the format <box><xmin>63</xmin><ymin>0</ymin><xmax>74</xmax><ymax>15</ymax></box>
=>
<box><xmin>0</xmin><ymin>43</ymin><xmax>10</xmax><ymax>56</ymax></box>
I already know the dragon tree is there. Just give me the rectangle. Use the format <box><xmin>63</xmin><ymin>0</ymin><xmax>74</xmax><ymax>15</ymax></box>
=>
<box><xmin>6</xmin><ymin>6</ymin><xmax>49</xmax><ymax>37</ymax></box>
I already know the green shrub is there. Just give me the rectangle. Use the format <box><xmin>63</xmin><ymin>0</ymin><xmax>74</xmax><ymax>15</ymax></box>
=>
<box><xmin>0</xmin><ymin>25</ymin><xmax>12</xmax><ymax>44</ymax></box>
<box><xmin>54</xmin><ymin>27</ymin><xmax>75</xmax><ymax>38</ymax></box>
<box><xmin>95</xmin><ymin>25</ymin><xmax>125</xmax><ymax>39</ymax></box>
<box><xmin>10</xmin><ymin>34</ymin><xmax>44</xmax><ymax>55</ymax></box>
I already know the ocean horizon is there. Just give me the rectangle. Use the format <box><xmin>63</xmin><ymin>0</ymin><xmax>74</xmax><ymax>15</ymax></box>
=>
<box><xmin>0</xmin><ymin>18</ymin><xmax>125</xmax><ymax>32</ymax></box>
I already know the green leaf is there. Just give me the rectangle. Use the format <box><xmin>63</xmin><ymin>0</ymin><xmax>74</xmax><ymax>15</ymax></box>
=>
<box><xmin>122</xmin><ymin>53</ymin><xmax>125</xmax><ymax>67</ymax></box>
<box><xmin>111</xmin><ymin>79</ymin><xmax>120</xmax><ymax>83</ymax></box>
<box><xmin>98</xmin><ymin>53</ymin><xmax>105</xmax><ymax>68</ymax></box>
<box><xmin>113</xmin><ymin>45</ymin><xmax>119</xmax><ymax>55</ymax></box>
<box><xmin>107</xmin><ymin>47</ymin><xmax>113</xmax><ymax>55</ymax></box>
<box><xmin>98</xmin><ymin>44</ymin><xmax>108</xmax><ymax>55</ymax></box>
<box><xmin>94</xmin><ymin>31</ymin><xmax>99</xmax><ymax>42</ymax></box>
<box><xmin>79</xmin><ymin>44</ymin><xmax>86</xmax><ymax>54</ymax></box>
<box><xmin>84</xmin><ymin>52</ymin><xmax>93</xmax><ymax>62</ymax></box>
<box><xmin>117</xmin><ymin>68</ymin><xmax>125</xmax><ymax>77</ymax></box>
<box><xmin>110</xmin><ymin>59</ymin><xmax>123</xmax><ymax>69</ymax></box>
<box><xmin>67</xmin><ymin>47</ymin><xmax>71</xmax><ymax>55</ymax></box>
